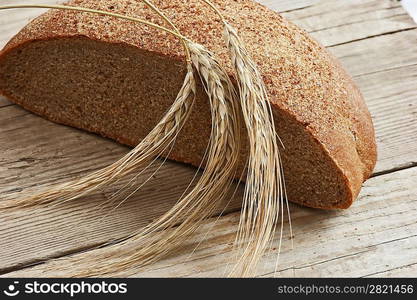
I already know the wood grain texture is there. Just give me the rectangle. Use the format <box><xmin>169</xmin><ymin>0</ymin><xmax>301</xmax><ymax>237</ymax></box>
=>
<box><xmin>0</xmin><ymin>0</ymin><xmax>61</xmax><ymax>48</ymax></box>
<box><xmin>283</xmin><ymin>0</ymin><xmax>416</xmax><ymax>47</ymax></box>
<box><xmin>0</xmin><ymin>104</ymin><xmax>244</xmax><ymax>273</ymax></box>
<box><xmin>0</xmin><ymin>0</ymin><xmax>416</xmax><ymax>277</ymax></box>
<box><xmin>0</xmin><ymin>96</ymin><xmax>11</xmax><ymax>107</ymax></box>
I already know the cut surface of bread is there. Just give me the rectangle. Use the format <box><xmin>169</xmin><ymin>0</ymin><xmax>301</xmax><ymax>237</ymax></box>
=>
<box><xmin>0</xmin><ymin>0</ymin><xmax>377</xmax><ymax>209</ymax></box>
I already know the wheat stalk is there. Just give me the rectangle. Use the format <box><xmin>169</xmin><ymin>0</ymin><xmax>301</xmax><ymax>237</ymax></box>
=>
<box><xmin>1</xmin><ymin>3</ymin><xmax>242</xmax><ymax>276</ymax></box>
<box><xmin>1</xmin><ymin>1</ymin><xmax>291</xmax><ymax>278</ymax></box>
<box><xmin>200</xmin><ymin>0</ymin><xmax>292</xmax><ymax>277</ymax></box>
<box><xmin>19</xmin><ymin>41</ymin><xmax>242</xmax><ymax>277</ymax></box>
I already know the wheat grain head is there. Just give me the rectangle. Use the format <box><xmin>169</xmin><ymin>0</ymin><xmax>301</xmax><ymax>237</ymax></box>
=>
<box><xmin>21</xmin><ymin>41</ymin><xmax>242</xmax><ymax>277</ymax></box>
<box><xmin>0</xmin><ymin>4</ymin><xmax>196</xmax><ymax>211</ymax></box>
<box><xmin>224</xmin><ymin>21</ymin><xmax>290</xmax><ymax>277</ymax></box>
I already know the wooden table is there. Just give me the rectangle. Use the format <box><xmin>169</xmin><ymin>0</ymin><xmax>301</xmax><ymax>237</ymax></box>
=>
<box><xmin>1</xmin><ymin>0</ymin><xmax>416</xmax><ymax>277</ymax></box>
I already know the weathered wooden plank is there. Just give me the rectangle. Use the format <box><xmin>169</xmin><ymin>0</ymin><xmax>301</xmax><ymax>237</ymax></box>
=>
<box><xmin>2</xmin><ymin>32</ymin><xmax>416</xmax><ymax>183</ymax></box>
<box><xmin>2</xmin><ymin>0</ymin><xmax>414</xmax><ymax>50</ymax></box>
<box><xmin>0</xmin><ymin>96</ymin><xmax>11</xmax><ymax>108</ymax></box>
<box><xmin>0</xmin><ymin>105</ymin><xmax>126</xmax><ymax>195</ymax></box>
<box><xmin>1</xmin><ymin>0</ymin><xmax>417</xmax><ymax>277</ymax></box>
<box><xmin>365</xmin><ymin>263</ymin><xmax>417</xmax><ymax>277</ymax></box>
<box><xmin>266</xmin><ymin>237</ymin><xmax>417</xmax><ymax>278</ymax></box>
<box><xmin>142</xmin><ymin>166</ymin><xmax>417</xmax><ymax>278</ymax></box>
<box><xmin>0</xmin><ymin>0</ymin><xmax>61</xmax><ymax>48</ymax></box>
<box><xmin>282</xmin><ymin>0</ymin><xmax>416</xmax><ymax>47</ymax></box>
<box><xmin>357</xmin><ymin>64</ymin><xmax>417</xmax><ymax>173</ymax></box>
<box><xmin>5</xmin><ymin>165</ymin><xmax>417</xmax><ymax>277</ymax></box>
<box><xmin>402</xmin><ymin>0</ymin><xmax>417</xmax><ymax>23</ymax></box>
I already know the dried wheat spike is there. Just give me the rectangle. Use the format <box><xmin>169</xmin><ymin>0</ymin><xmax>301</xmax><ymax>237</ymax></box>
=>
<box><xmin>27</xmin><ymin>41</ymin><xmax>242</xmax><ymax>277</ymax></box>
<box><xmin>0</xmin><ymin>65</ymin><xmax>196</xmax><ymax>211</ymax></box>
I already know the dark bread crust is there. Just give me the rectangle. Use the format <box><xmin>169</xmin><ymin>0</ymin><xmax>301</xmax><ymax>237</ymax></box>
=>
<box><xmin>0</xmin><ymin>0</ymin><xmax>377</xmax><ymax>209</ymax></box>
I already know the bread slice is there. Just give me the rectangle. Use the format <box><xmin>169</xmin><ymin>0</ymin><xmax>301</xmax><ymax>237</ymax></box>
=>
<box><xmin>0</xmin><ymin>0</ymin><xmax>377</xmax><ymax>209</ymax></box>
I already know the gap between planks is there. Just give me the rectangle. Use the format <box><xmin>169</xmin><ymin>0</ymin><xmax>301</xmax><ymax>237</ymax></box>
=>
<box><xmin>2</xmin><ymin>0</ymin><xmax>416</xmax><ymax>175</ymax></box>
<box><xmin>2</xmin><ymin>30</ymin><xmax>417</xmax><ymax>174</ymax></box>
<box><xmin>3</xmin><ymin>29</ymin><xmax>417</xmax><ymax>175</ymax></box>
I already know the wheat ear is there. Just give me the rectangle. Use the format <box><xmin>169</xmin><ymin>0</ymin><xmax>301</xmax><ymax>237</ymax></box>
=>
<box><xmin>22</xmin><ymin>41</ymin><xmax>241</xmax><ymax>277</ymax></box>
<box><xmin>1</xmin><ymin>4</ymin><xmax>242</xmax><ymax>276</ymax></box>
<box><xmin>201</xmin><ymin>0</ymin><xmax>291</xmax><ymax>277</ymax></box>
<box><xmin>0</xmin><ymin>4</ymin><xmax>196</xmax><ymax>210</ymax></box>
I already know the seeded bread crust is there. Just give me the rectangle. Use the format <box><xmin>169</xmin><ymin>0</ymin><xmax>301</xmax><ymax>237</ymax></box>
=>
<box><xmin>0</xmin><ymin>0</ymin><xmax>377</xmax><ymax>209</ymax></box>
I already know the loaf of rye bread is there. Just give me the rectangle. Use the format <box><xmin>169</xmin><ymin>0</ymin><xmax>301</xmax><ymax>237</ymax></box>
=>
<box><xmin>0</xmin><ymin>0</ymin><xmax>377</xmax><ymax>209</ymax></box>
